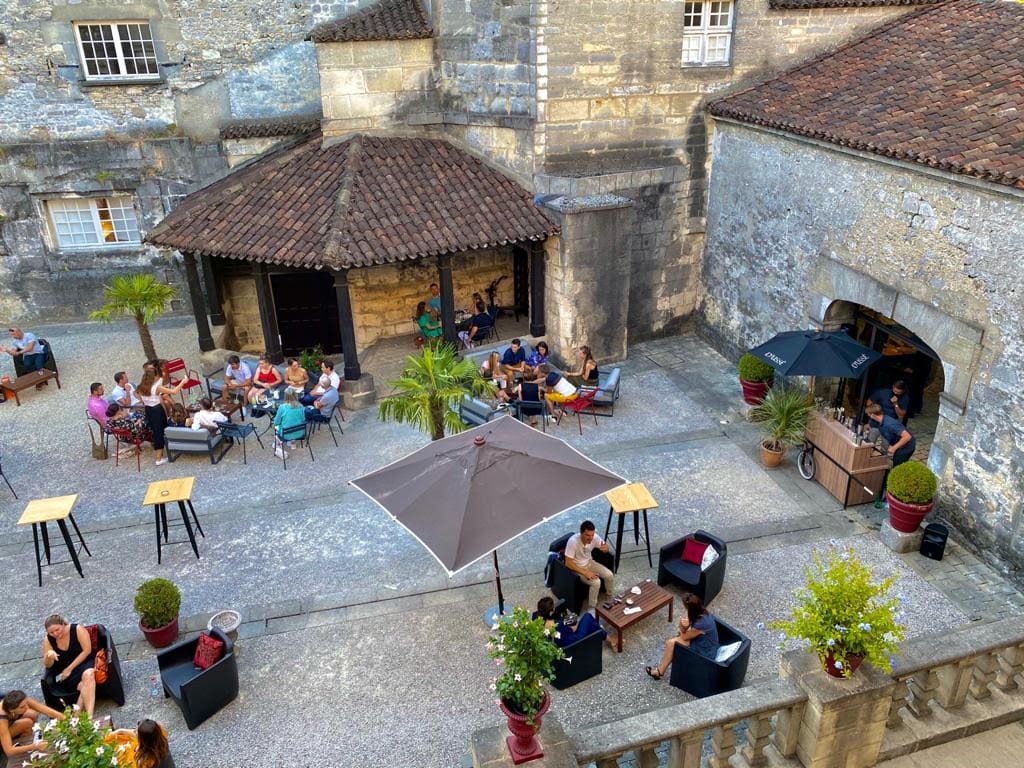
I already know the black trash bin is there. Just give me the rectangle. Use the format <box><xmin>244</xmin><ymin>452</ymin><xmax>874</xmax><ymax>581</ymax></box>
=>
<box><xmin>920</xmin><ymin>522</ymin><xmax>949</xmax><ymax>561</ymax></box>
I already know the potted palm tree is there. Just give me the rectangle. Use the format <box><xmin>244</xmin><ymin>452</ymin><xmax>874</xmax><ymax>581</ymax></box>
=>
<box><xmin>89</xmin><ymin>273</ymin><xmax>176</xmax><ymax>361</ymax></box>
<box><xmin>378</xmin><ymin>343</ymin><xmax>494</xmax><ymax>441</ymax></box>
<box><xmin>750</xmin><ymin>386</ymin><xmax>812</xmax><ymax>468</ymax></box>
<box><xmin>134</xmin><ymin>578</ymin><xmax>181</xmax><ymax>648</ymax></box>
<box><xmin>738</xmin><ymin>353</ymin><xmax>774</xmax><ymax>405</ymax></box>
<box><xmin>487</xmin><ymin>607</ymin><xmax>563</xmax><ymax>764</ymax></box>
<box><xmin>885</xmin><ymin>460</ymin><xmax>938</xmax><ymax>532</ymax></box>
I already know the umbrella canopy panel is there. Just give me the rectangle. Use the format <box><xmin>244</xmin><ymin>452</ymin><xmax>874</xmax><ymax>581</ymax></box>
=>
<box><xmin>350</xmin><ymin>416</ymin><xmax>625</xmax><ymax>575</ymax></box>
<box><xmin>748</xmin><ymin>330</ymin><xmax>880</xmax><ymax>379</ymax></box>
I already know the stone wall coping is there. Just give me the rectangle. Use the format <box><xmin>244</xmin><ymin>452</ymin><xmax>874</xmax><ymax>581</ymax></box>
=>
<box><xmin>571</xmin><ymin>677</ymin><xmax>806</xmax><ymax>761</ymax></box>
<box><xmin>542</xmin><ymin>194</ymin><xmax>632</xmax><ymax>213</ymax></box>
<box><xmin>892</xmin><ymin>616</ymin><xmax>1024</xmax><ymax>678</ymax></box>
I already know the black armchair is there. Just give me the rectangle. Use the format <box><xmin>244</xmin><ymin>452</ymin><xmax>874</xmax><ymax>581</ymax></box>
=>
<box><xmin>531</xmin><ymin>598</ymin><xmax>603</xmax><ymax>690</ymax></box>
<box><xmin>40</xmin><ymin>624</ymin><xmax>125</xmax><ymax>709</ymax></box>
<box><xmin>657</xmin><ymin>530</ymin><xmax>727</xmax><ymax>606</ymax></box>
<box><xmin>546</xmin><ymin>532</ymin><xmax>615</xmax><ymax>615</ymax></box>
<box><xmin>13</xmin><ymin>337</ymin><xmax>56</xmax><ymax>377</ymax></box>
<box><xmin>157</xmin><ymin>627</ymin><xmax>238</xmax><ymax>730</ymax></box>
<box><xmin>668</xmin><ymin>616</ymin><xmax>750</xmax><ymax>698</ymax></box>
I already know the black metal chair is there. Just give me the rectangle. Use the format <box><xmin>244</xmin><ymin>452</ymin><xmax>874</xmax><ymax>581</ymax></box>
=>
<box><xmin>513</xmin><ymin>382</ymin><xmax>548</xmax><ymax>431</ymax></box>
<box><xmin>657</xmin><ymin>530</ymin><xmax>727</xmax><ymax>606</ymax></box>
<box><xmin>40</xmin><ymin>624</ymin><xmax>125</xmax><ymax>709</ymax></box>
<box><xmin>157</xmin><ymin>627</ymin><xmax>238</xmax><ymax>730</ymax></box>
<box><xmin>546</xmin><ymin>532</ymin><xmax>615</xmax><ymax>615</ymax></box>
<box><xmin>218</xmin><ymin>422</ymin><xmax>264</xmax><ymax>465</ymax></box>
<box><xmin>305</xmin><ymin>405</ymin><xmax>344</xmax><ymax>447</ymax></box>
<box><xmin>276</xmin><ymin>421</ymin><xmax>314</xmax><ymax>469</ymax></box>
<box><xmin>0</xmin><ymin>454</ymin><xmax>17</xmax><ymax>499</ymax></box>
<box><xmin>668</xmin><ymin>616</ymin><xmax>750</xmax><ymax>698</ymax></box>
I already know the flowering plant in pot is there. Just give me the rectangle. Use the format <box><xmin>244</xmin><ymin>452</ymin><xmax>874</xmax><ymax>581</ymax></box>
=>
<box><xmin>487</xmin><ymin>607</ymin><xmax>563</xmax><ymax>764</ymax></box>
<box><xmin>885</xmin><ymin>461</ymin><xmax>937</xmax><ymax>533</ymax></box>
<box><xmin>134</xmin><ymin>578</ymin><xmax>181</xmax><ymax>648</ymax></box>
<box><xmin>772</xmin><ymin>544</ymin><xmax>906</xmax><ymax>678</ymax></box>
<box><xmin>738</xmin><ymin>353</ymin><xmax>774</xmax><ymax>405</ymax></box>
<box><xmin>750</xmin><ymin>386</ymin><xmax>812</xmax><ymax>468</ymax></box>
<box><xmin>26</xmin><ymin>706</ymin><xmax>130</xmax><ymax>768</ymax></box>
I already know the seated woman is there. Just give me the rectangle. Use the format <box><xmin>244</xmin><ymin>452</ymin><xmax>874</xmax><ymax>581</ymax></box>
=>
<box><xmin>525</xmin><ymin>342</ymin><xmax>549</xmax><ymax>377</ymax></box>
<box><xmin>645</xmin><ymin>593</ymin><xmax>719</xmax><ymax>680</ymax></box>
<box><xmin>106</xmin><ymin>402</ymin><xmax>154</xmax><ymax>443</ymax></box>
<box><xmin>135</xmin><ymin>718</ymin><xmax>175</xmax><ymax>768</ymax></box>
<box><xmin>248</xmin><ymin>355</ymin><xmax>283</xmax><ymax>402</ymax></box>
<box><xmin>415</xmin><ymin>301</ymin><xmax>443</xmax><ymax>343</ymax></box>
<box><xmin>41</xmin><ymin>614</ymin><xmax>98</xmax><ymax>716</ymax></box>
<box><xmin>166</xmin><ymin>402</ymin><xmax>189</xmax><ymax>427</ymax></box>
<box><xmin>565</xmin><ymin>346</ymin><xmax>599</xmax><ymax>387</ymax></box>
<box><xmin>283</xmin><ymin>358</ymin><xmax>309</xmax><ymax>395</ymax></box>
<box><xmin>513</xmin><ymin>372</ymin><xmax>546</xmax><ymax>426</ymax></box>
<box><xmin>534</xmin><ymin>597</ymin><xmax>612</xmax><ymax>649</ymax></box>
<box><xmin>273</xmin><ymin>390</ymin><xmax>306</xmax><ymax>458</ymax></box>
<box><xmin>543</xmin><ymin>366</ymin><xmax>578</xmax><ymax>412</ymax></box>
<box><xmin>479</xmin><ymin>351</ymin><xmax>503</xmax><ymax>382</ymax></box>
<box><xmin>1</xmin><ymin>690</ymin><xmax>62</xmax><ymax>759</ymax></box>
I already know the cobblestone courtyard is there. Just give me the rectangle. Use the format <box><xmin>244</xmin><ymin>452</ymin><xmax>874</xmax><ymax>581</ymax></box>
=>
<box><xmin>0</xmin><ymin>318</ymin><xmax>1020</xmax><ymax>767</ymax></box>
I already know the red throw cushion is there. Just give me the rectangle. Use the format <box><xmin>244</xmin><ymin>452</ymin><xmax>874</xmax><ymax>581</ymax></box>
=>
<box><xmin>193</xmin><ymin>631</ymin><xmax>224</xmax><ymax>670</ymax></box>
<box><xmin>681</xmin><ymin>537</ymin><xmax>709</xmax><ymax>565</ymax></box>
<box><xmin>85</xmin><ymin>624</ymin><xmax>100</xmax><ymax>650</ymax></box>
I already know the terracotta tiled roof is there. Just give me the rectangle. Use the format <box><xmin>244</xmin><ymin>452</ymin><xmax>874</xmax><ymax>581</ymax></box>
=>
<box><xmin>708</xmin><ymin>0</ymin><xmax>1024</xmax><ymax>190</ymax></box>
<box><xmin>220</xmin><ymin>115</ymin><xmax>323</xmax><ymax>140</ymax></box>
<box><xmin>309</xmin><ymin>0</ymin><xmax>432</xmax><ymax>43</ymax></box>
<box><xmin>769</xmin><ymin>0</ymin><xmax>940</xmax><ymax>8</ymax></box>
<box><xmin>146</xmin><ymin>132</ymin><xmax>557</xmax><ymax>268</ymax></box>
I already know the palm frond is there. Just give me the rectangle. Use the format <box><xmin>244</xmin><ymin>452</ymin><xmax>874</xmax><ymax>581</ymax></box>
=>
<box><xmin>89</xmin><ymin>273</ymin><xmax>176</xmax><ymax>324</ymax></box>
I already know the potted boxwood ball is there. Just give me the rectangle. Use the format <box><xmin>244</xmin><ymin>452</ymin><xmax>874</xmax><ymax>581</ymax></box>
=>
<box><xmin>134</xmin><ymin>578</ymin><xmax>181</xmax><ymax>648</ymax></box>
<box><xmin>738</xmin><ymin>353</ymin><xmax>775</xmax><ymax>405</ymax></box>
<box><xmin>886</xmin><ymin>460</ymin><xmax>937</xmax><ymax>533</ymax></box>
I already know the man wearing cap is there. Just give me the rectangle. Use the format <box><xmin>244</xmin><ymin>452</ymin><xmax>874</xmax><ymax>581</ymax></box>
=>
<box><xmin>867</xmin><ymin>404</ymin><xmax>916</xmax><ymax>467</ymax></box>
<box><xmin>2</xmin><ymin>327</ymin><xmax>46</xmax><ymax>373</ymax></box>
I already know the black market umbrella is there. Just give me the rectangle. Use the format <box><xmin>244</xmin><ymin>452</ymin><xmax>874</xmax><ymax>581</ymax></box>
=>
<box><xmin>350</xmin><ymin>415</ymin><xmax>625</xmax><ymax>623</ymax></box>
<box><xmin>748</xmin><ymin>329</ymin><xmax>880</xmax><ymax>379</ymax></box>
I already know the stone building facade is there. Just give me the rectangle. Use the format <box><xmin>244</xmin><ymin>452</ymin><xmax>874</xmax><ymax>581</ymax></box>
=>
<box><xmin>1</xmin><ymin>0</ymin><xmax>920</xmax><ymax>341</ymax></box>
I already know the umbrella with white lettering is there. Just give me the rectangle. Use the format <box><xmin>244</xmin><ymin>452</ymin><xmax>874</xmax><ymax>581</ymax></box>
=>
<box><xmin>748</xmin><ymin>329</ymin><xmax>880</xmax><ymax>379</ymax></box>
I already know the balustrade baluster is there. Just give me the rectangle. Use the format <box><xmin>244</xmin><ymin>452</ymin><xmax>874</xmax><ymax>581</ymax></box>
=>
<box><xmin>596</xmin><ymin>756</ymin><xmax>620</xmax><ymax>768</ymax></box>
<box><xmin>995</xmin><ymin>644</ymin><xmax>1024</xmax><ymax>692</ymax></box>
<box><xmin>667</xmin><ymin>732</ymin><xmax>704</xmax><ymax>768</ymax></box>
<box><xmin>971</xmin><ymin>651</ymin><xmax>999</xmax><ymax>700</ymax></box>
<box><xmin>886</xmin><ymin>677</ymin><xmax>910</xmax><ymax>728</ymax></box>
<box><xmin>907</xmin><ymin>667</ymin><xmax>938</xmax><ymax>719</ymax></box>
<box><xmin>772</xmin><ymin>702</ymin><xmax>804</xmax><ymax>756</ymax></box>
<box><xmin>737</xmin><ymin>712</ymin><xmax>773</xmax><ymax>767</ymax></box>
<box><xmin>709</xmin><ymin>723</ymin><xmax>738</xmax><ymax>768</ymax></box>
<box><xmin>638</xmin><ymin>744</ymin><xmax>661</xmax><ymax>768</ymax></box>
<box><xmin>936</xmin><ymin>657</ymin><xmax>975</xmax><ymax>709</ymax></box>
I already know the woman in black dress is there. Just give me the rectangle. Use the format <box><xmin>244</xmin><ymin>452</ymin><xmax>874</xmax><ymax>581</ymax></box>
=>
<box><xmin>41</xmin><ymin>615</ymin><xmax>97</xmax><ymax>716</ymax></box>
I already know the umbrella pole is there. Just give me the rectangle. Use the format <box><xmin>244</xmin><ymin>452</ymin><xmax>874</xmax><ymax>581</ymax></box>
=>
<box><xmin>483</xmin><ymin>550</ymin><xmax>508</xmax><ymax>627</ymax></box>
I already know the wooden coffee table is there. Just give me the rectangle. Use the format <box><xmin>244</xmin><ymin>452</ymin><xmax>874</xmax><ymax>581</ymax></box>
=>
<box><xmin>596</xmin><ymin>579</ymin><xmax>673</xmax><ymax>653</ymax></box>
<box><xmin>1</xmin><ymin>368</ymin><xmax>61</xmax><ymax>406</ymax></box>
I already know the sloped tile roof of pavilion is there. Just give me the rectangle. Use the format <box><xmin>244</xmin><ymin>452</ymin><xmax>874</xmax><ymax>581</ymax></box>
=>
<box><xmin>220</xmin><ymin>115</ymin><xmax>323</xmax><ymax>140</ymax></box>
<box><xmin>308</xmin><ymin>0</ymin><xmax>432</xmax><ymax>43</ymax></box>
<box><xmin>708</xmin><ymin>0</ymin><xmax>1024</xmax><ymax>190</ymax></box>
<box><xmin>145</xmin><ymin>132</ymin><xmax>558</xmax><ymax>269</ymax></box>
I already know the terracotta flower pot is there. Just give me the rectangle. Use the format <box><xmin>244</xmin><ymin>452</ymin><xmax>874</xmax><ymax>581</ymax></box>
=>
<box><xmin>886</xmin><ymin>492</ymin><xmax>934</xmax><ymax>533</ymax></box>
<box><xmin>139</xmin><ymin>617</ymin><xmax>179</xmax><ymax>648</ymax></box>
<box><xmin>760</xmin><ymin>440</ymin><xmax>785</xmax><ymax>468</ymax></box>
<box><xmin>498</xmin><ymin>692</ymin><xmax>550</xmax><ymax>765</ymax></box>
<box><xmin>740</xmin><ymin>378</ymin><xmax>772</xmax><ymax>406</ymax></box>
<box><xmin>825</xmin><ymin>651</ymin><xmax>864</xmax><ymax>678</ymax></box>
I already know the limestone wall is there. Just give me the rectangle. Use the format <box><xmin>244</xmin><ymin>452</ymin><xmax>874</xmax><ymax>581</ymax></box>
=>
<box><xmin>701</xmin><ymin>122</ymin><xmax>1024</xmax><ymax>570</ymax></box>
<box><xmin>221</xmin><ymin>273</ymin><xmax>266</xmax><ymax>352</ymax></box>
<box><xmin>348</xmin><ymin>248</ymin><xmax>514</xmax><ymax>352</ymax></box>
<box><xmin>317</xmin><ymin>39</ymin><xmax>437</xmax><ymax>135</ymax></box>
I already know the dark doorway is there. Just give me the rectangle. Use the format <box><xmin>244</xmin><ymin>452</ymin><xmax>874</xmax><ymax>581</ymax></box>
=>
<box><xmin>510</xmin><ymin>246</ymin><xmax>530</xmax><ymax>321</ymax></box>
<box><xmin>271</xmin><ymin>273</ymin><xmax>342</xmax><ymax>357</ymax></box>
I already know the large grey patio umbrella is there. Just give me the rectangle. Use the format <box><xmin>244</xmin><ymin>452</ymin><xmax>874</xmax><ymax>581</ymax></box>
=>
<box><xmin>350</xmin><ymin>415</ymin><xmax>625</xmax><ymax>620</ymax></box>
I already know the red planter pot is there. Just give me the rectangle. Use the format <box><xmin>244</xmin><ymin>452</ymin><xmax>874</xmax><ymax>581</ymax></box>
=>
<box><xmin>825</xmin><ymin>652</ymin><xmax>864</xmax><ymax>678</ymax></box>
<box><xmin>498</xmin><ymin>693</ymin><xmax>550</xmax><ymax>765</ymax></box>
<box><xmin>139</xmin><ymin>617</ymin><xmax>179</xmax><ymax>648</ymax></box>
<box><xmin>886</xmin><ymin>492</ymin><xmax>934</xmax><ymax>533</ymax></box>
<box><xmin>740</xmin><ymin>378</ymin><xmax>772</xmax><ymax>406</ymax></box>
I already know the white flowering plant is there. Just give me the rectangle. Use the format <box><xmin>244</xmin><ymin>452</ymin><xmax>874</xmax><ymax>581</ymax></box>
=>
<box><xmin>27</xmin><ymin>707</ymin><xmax>126</xmax><ymax>768</ymax></box>
<box><xmin>771</xmin><ymin>545</ymin><xmax>907</xmax><ymax>678</ymax></box>
<box><xmin>487</xmin><ymin>607</ymin><xmax>563</xmax><ymax>720</ymax></box>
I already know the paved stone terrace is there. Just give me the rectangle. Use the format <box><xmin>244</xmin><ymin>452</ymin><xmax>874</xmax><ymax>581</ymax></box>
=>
<box><xmin>0</xmin><ymin>320</ymin><xmax>1019</xmax><ymax>767</ymax></box>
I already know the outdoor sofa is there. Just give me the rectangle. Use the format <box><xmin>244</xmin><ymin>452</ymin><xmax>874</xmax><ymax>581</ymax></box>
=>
<box><xmin>205</xmin><ymin>356</ymin><xmax>287</xmax><ymax>400</ymax></box>
<box><xmin>165</xmin><ymin>427</ymin><xmax>231</xmax><ymax>464</ymax></box>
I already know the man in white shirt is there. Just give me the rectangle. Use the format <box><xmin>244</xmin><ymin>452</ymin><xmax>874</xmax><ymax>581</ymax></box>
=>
<box><xmin>564</xmin><ymin>520</ymin><xmax>614</xmax><ymax>613</ymax></box>
<box><xmin>111</xmin><ymin>371</ymin><xmax>140</xmax><ymax>407</ymax></box>
<box><xmin>189</xmin><ymin>398</ymin><xmax>228</xmax><ymax>433</ymax></box>
<box><xmin>223</xmin><ymin>355</ymin><xmax>252</xmax><ymax>400</ymax></box>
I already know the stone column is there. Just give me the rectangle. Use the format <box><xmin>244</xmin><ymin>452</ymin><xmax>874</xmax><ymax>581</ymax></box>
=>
<box><xmin>200</xmin><ymin>254</ymin><xmax>226</xmax><ymax>326</ymax></box>
<box><xmin>529</xmin><ymin>241</ymin><xmax>546</xmax><ymax>338</ymax></box>
<box><xmin>540</xmin><ymin>195</ymin><xmax>633</xmax><ymax>365</ymax></box>
<box><xmin>781</xmin><ymin>650</ymin><xmax>896</xmax><ymax>768</ymax></box>
<box><xmin>182</xmin><ymin>251</ymin><xmax>215</xmax><ymax>353</ymax></box>
<box><xmin>332</xmin><ymin>269</ymin><xmax>376</xmax><ymax>410</ymax></box>
<box><xmin>252</xmin><ymin>265</ymin><xmax>283</xmax><ymax>363</ymax></box>
<box><xmin>437</xmin><ymin>253</ymin><xmax>457</xmax><ymax>345</ymax></box>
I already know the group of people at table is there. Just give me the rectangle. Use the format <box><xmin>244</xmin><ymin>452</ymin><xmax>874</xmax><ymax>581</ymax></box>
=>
<box><xmin>85</xmin><ymin>354</ymin><xmax>342</xmax><ymax>464</ymax></box>
<box><xmin>1</xmin><ymin>616</ymin><xmax>173</xmax><ymax>767</ymax></box>
<box><xmin>532</xmin><ymin>521</ymin><xmax>720</xmax><ymax>682</ymax></box>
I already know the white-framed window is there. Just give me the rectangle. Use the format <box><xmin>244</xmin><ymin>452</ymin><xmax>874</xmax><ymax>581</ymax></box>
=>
<box><xmin>47</xmin><ymin>197</ymin><xmax>141</xmax><ymax>249</ymax></box>
<box><xmin>74</xmin><ymin>22</ymin><xmax>159</xmax><ymax>81</ymax></box>
<box><xmin>682</xmin><ymin>1</ymin><xmax>733</xmax><ymax>66</ymax></box>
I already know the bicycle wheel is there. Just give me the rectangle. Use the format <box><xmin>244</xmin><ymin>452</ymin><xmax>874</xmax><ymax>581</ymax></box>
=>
<box><xmin>798</xmin><ymin>448</ymin><xmax>816</xmax><ymax>480</ymax></box>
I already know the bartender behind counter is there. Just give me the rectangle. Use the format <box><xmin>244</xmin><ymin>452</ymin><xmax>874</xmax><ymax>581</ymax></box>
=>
<box><xmin>867</xmin><ymin>380</ymin><xmax>909</xmax><ymax>423</ymax></box>
<box><xmin>866</xmin><ymin>404</ymin><xmax>916</xmax><ymax>467</ymax></box>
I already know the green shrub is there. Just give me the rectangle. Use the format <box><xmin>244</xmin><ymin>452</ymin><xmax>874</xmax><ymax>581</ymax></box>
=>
<box><xmin>134</xmin><ymin>578</ymin><xmax>181</xmax><ymax>629</ymax></box>
<box><xmin>751</xmin><ymin>386</ymin><xmax>812</xmax><ymax>450</ymax></box>
<box><xmin>738</xmin><ymin>353</ymin><xmax>775</xmax><ymax>383</ymax></box>
<box><xmin>886</xmin><ymin>460</ymin><xmax>937</xmax><ymax>504</ymax></box>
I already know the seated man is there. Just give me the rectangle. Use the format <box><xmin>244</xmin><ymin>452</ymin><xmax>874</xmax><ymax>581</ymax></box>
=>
<box><xmin>457</xmin><ymin>301</ymin><xmax>494</xmax><ymax>349</ymax></box>
<box><xmin>300</xmin><ymin>367</ymin><xmax>336</xmax><ymax>406</ymax></box>
<box><xmin>110</xmin><ymin>371</ymin><xmax>140</xmax><ymax>408</ymax></box>
<box><xmin>223</xmin><ymin>355</ymin><xmax>252</xmax><ymax>401</ymax></box>
<box><xmin>2</xmin><ymin>327</ymin><xmax>47</xmax><ymax>373</ymax></box>
<box><xmin>543</xmin><ymin>367</ymin><xmax>578</xmax><ymax>412</ymax></box>
<box><xmin>501</xmin><ymin>338</ymin><xmax>527</xmax><ymax>375</ymax></box>
<box><xmin>87</xmin><ymin>382</ymin><xmax>108</xmax><ymax>427</ymax></box>
<box><xmin>189</xmin><ymin>397</ymin><xmax>227</xmax><ymax>433</ymax></box>
<box><xmin>304</xmin><ymin>382</ymin><xmax>339</xmax><ymax>423</ymax></box>
<box><xmin>563</xmin><ymin>520</ymin><xmax>614</xmax><ymax>614</ymax></box>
